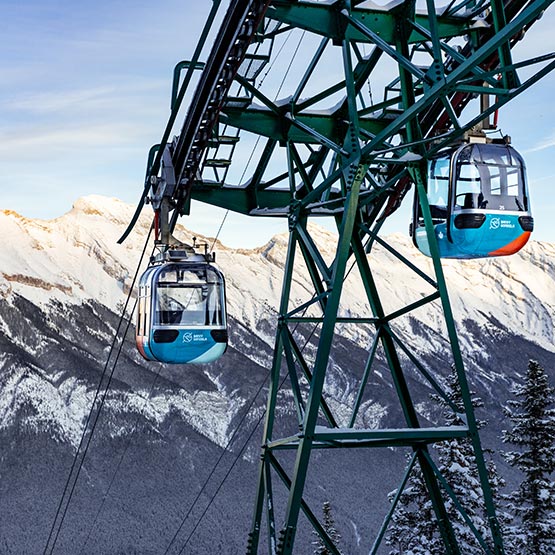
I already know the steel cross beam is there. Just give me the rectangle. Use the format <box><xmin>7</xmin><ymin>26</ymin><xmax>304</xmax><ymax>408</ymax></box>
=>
<box><xmin>190</xmin><ymin>0</ymin><xmax>554</xmax><ymax>223</ymax></box>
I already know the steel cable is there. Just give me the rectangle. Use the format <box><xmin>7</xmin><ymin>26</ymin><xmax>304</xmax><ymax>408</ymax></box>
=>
<box><xmin>209</xmin><ymin>30</ymin><xmax>306</xmax><ymax>252</ymax></box>
<box><xmin>161</xmin><ymin>369</ymin><xmax>270</xmax><ymax>555</ymax></box>
<box><xmin>42</xmin><ymin>223</ymin><xmax>154</xmax><ymax>555</ymax></box>
<box><xmin>76</xmin><ymin>348</ymin><xmax>164</xmax><ymax>554</ymax></box>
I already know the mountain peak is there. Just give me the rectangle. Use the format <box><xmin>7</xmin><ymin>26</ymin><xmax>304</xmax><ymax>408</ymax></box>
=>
<box><xmin>1</xmin><ymin>208</ymin><xmax>25</xmax><ymax>219</ymax></box>
<box><xmin>68</xmin><ymin>195</ymin><xmax>139</xmax><ymax>225</ymax></box>
<box><xmin>0</xmin><ymin>195</ymin><xmax>553</xmax><ymax>355</ymax></box>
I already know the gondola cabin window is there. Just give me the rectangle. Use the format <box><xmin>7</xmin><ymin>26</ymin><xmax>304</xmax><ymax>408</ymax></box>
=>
<box><xmin>453</xmin><ymin>145</ymin><xmax>528</xmax><ymax>212</ymax></box>
<box><xmin>155</xmin><ymin>266</ymin><xmax>224</xmax><ymax>327</ymax></box>
<box><xmin>427</xmin><ymin>158</ymin><xmax>450</xmax><ymax>218</ymax></box>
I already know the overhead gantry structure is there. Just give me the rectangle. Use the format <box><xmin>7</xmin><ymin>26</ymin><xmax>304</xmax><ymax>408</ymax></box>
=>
<box><xmin>121</xmin><ymin>1</ymin><xmax>555</xmax><ymax>553</ymax></box>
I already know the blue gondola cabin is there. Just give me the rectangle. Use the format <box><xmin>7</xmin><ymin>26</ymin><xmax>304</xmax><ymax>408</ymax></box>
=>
<box><xmin>136</xmin><ymin>251</ymin><xmax>228</xmax><ymax>364</ymax></box>
<box><xmin>412</xmin><ymin>141</ymin><xmax>533</xmax><ymax>259</ymax></box>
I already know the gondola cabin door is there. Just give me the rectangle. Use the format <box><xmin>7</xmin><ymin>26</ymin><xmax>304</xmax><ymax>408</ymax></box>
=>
<box><xmin>412</xmin><ymin>142</ymin><xmax>533</xmax><ymax>259</ymax></box>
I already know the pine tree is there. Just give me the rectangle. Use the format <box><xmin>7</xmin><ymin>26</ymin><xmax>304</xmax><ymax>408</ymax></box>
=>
<box><xmin>434</xmin><ymin>371</ymin><xmax>506</xmax><ymax>553</ymax></box>
<box><xmin>386</xmin><ymin>456</ymin><xmax>441</xmax><ymax>554</ymax></box>
<box><xmin>312</xmin><ymin>501</ymin><xmax>343</xmax><ymax>555</ymax></box>
<box><xmin>387</xmin><ymin>369</ymin><xmax>504</xmax><ymax>554</ymax></box>
<box><xmin>502</xmin><ymin>359</ymin><xmax>555</xmax><ymax>554</ymax></box>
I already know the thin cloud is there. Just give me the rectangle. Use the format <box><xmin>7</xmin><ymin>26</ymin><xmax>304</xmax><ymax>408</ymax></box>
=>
<box><xmin>524</xmin><ymin>134</ymin><xmax>555</xmax><ymax>154</ymax></box>
<box><xmin>6</xmin><ymin>80</ymin><xmax>168</xmax><ymax>114</ymax></box>
<box><xmin>0</xmin><ymin>122</ymin><xmax>154</xmax><ymax>159</ymax></box>
<box><xmin>8</xmin><ymin>87</ymin><xmax>120</xmax><ymax>114</ymax></box>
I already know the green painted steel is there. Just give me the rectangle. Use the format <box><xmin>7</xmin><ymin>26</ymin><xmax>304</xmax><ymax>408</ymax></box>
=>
<box><xmin>268</xmin><ymin>1</ymin><xmax>471</xmax><ymax>44</ymax></box>
<box><xmin>232</xmin><ymin>2</ymin><xmax>552</xmax><ymax>553</ymax></box>
<box><xmin>220</xmin><ymin>103</ymin><xmax>388</xmax><ymax>144</ymax></box>
<box><xmin>132</xmin><ymin>0</ymin><xmax>555</xmax><ymax>553</ymax></box>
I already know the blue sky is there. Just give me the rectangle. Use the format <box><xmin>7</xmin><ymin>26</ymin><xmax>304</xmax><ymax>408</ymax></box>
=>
<box><xmin>1</xmin><ymin>1</ymin><xmax>554</xmax><ymax>247</ymax></box>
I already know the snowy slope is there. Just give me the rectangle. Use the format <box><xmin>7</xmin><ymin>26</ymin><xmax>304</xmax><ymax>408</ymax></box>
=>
<box><xmin>1</xmin><ymin>195</ymin><xmax>554</xmax><ymax>555</ymax></box>
<box><xmin>0</xmin><ymin>194</ymin><xmax>554</xmax><ymax>448</ymax></box>
<box><xmin>1</xmin><ymin>194</ymin><xmax>553</xmax><ymax>354</ymax></box>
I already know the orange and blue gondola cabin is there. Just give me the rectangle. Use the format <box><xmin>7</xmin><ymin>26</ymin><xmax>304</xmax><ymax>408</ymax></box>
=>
<box><xmin>412</xmin><ymin>141</ymin><xmax>533</xmax><ymax>259</ymax></box>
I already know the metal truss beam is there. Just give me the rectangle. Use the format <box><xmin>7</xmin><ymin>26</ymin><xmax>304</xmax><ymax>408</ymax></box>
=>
<box><xmin>188</xmin><ymin>0</ymin><xmax>554</xmax><ymax>226</ymax></box>
<box><xmin>267</xmin><ymin>0</ymin><xmax>471</xmax><ymax>44</ymax></box>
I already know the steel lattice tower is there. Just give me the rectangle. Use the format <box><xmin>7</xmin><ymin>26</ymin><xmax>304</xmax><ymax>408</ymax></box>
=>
<box><xmin>121</xmin><ymin>1</ymin><xmax>555</xmax><ymax>553</ymax></box>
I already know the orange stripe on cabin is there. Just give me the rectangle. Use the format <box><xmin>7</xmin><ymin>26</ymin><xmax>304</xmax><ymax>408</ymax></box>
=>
<box><xmin>488</xmin><ymin>231</ymin><xmax>531</xmax><ymax>257</ymax></box>
<box><xmin>136</xmin><ymin>337</ymin><xmax>148</xmax><ymax>360</ymax></box>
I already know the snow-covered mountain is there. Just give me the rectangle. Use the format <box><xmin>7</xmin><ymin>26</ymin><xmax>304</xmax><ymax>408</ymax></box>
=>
<box><xmin>1</xmin><ymin>195</ymin><xmax>554</xmax><ymax>554</ymax></box>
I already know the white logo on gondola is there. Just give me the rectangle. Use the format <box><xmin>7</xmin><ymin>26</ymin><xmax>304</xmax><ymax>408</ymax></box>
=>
<box><xmin>183</xmin><ymin>332</ymin><xmax>208</xmax><ymax>343</ymax></box>
<box><xmin>489</xmin><ymin>217</ymin><xmax>515</xmax><ymax>230</ymax></box>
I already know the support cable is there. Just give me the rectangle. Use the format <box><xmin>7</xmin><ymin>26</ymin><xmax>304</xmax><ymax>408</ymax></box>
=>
<box><xmin>81</xmin><ymin>246</ymin><xmax>313</xmax><ymax>555</ymax></box>
<box><xmin>74</xmin><ymin>219</ymin><xmax>370</xmax><ymax>555</ymax></box>
<box><xmin>165</xmin><ymin>230</ymin><xmax>368</xmax><ymax>554</ymax></box>
<box><xmin>174</xmin><ymin>386</ymin><xmax>279</xmax><ymax>555</ymax></box>
<box><xmin>161</xmin><ymin>371</ymin><xmax>271</xmax><ymax>555</ymax></box>
<box><xmin>169</xmin><ymin>309</ymin><xmax>324</xmax><ymax>555</ymax></box>
<box><xmin>72</xmin><ymin>38</ymin><xmax>309</xmax><ymax>541</ymax></box>
<box><xmin>77</xmin><ymin>362</ymin><xmax>164</xmax><ymax>555</ymax></box>
<box><xmin>257</xmin><ymin>25</ymin><xmax>293</xmax><ymax>88</ymax></box>
<box><xmin>42</xmin><ymin>224</ymin><xmax>154</xmax><ymax>555</ymax></box>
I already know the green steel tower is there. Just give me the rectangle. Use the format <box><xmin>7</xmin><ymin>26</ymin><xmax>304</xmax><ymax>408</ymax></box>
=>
<box><xmin>121</xmin><ymin>1</ymin><xmax>555</xmax><ymax>553</ymax></box>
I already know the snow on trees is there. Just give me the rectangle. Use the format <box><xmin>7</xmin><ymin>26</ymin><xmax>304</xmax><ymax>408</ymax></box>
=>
<box><xmin>502</xmin><ymin>359</ymin><xmax>555</xmax><ymax>554</ymax></box>
<box><xmin>386</xmin><ymin>369</ymin><xmax>504</xmax><ymax>554</ymax></box>
<box><xmin>312</xmin><ymin>501</ymin><xmax>343</xmax><ymax>555</ymax></box>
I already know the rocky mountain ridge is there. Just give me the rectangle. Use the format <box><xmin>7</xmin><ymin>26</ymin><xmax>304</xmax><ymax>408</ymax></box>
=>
<box><xmin>0</xmin><ymin>195</ymin><xmax>554</xmax><ymax>554</ymax></box>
